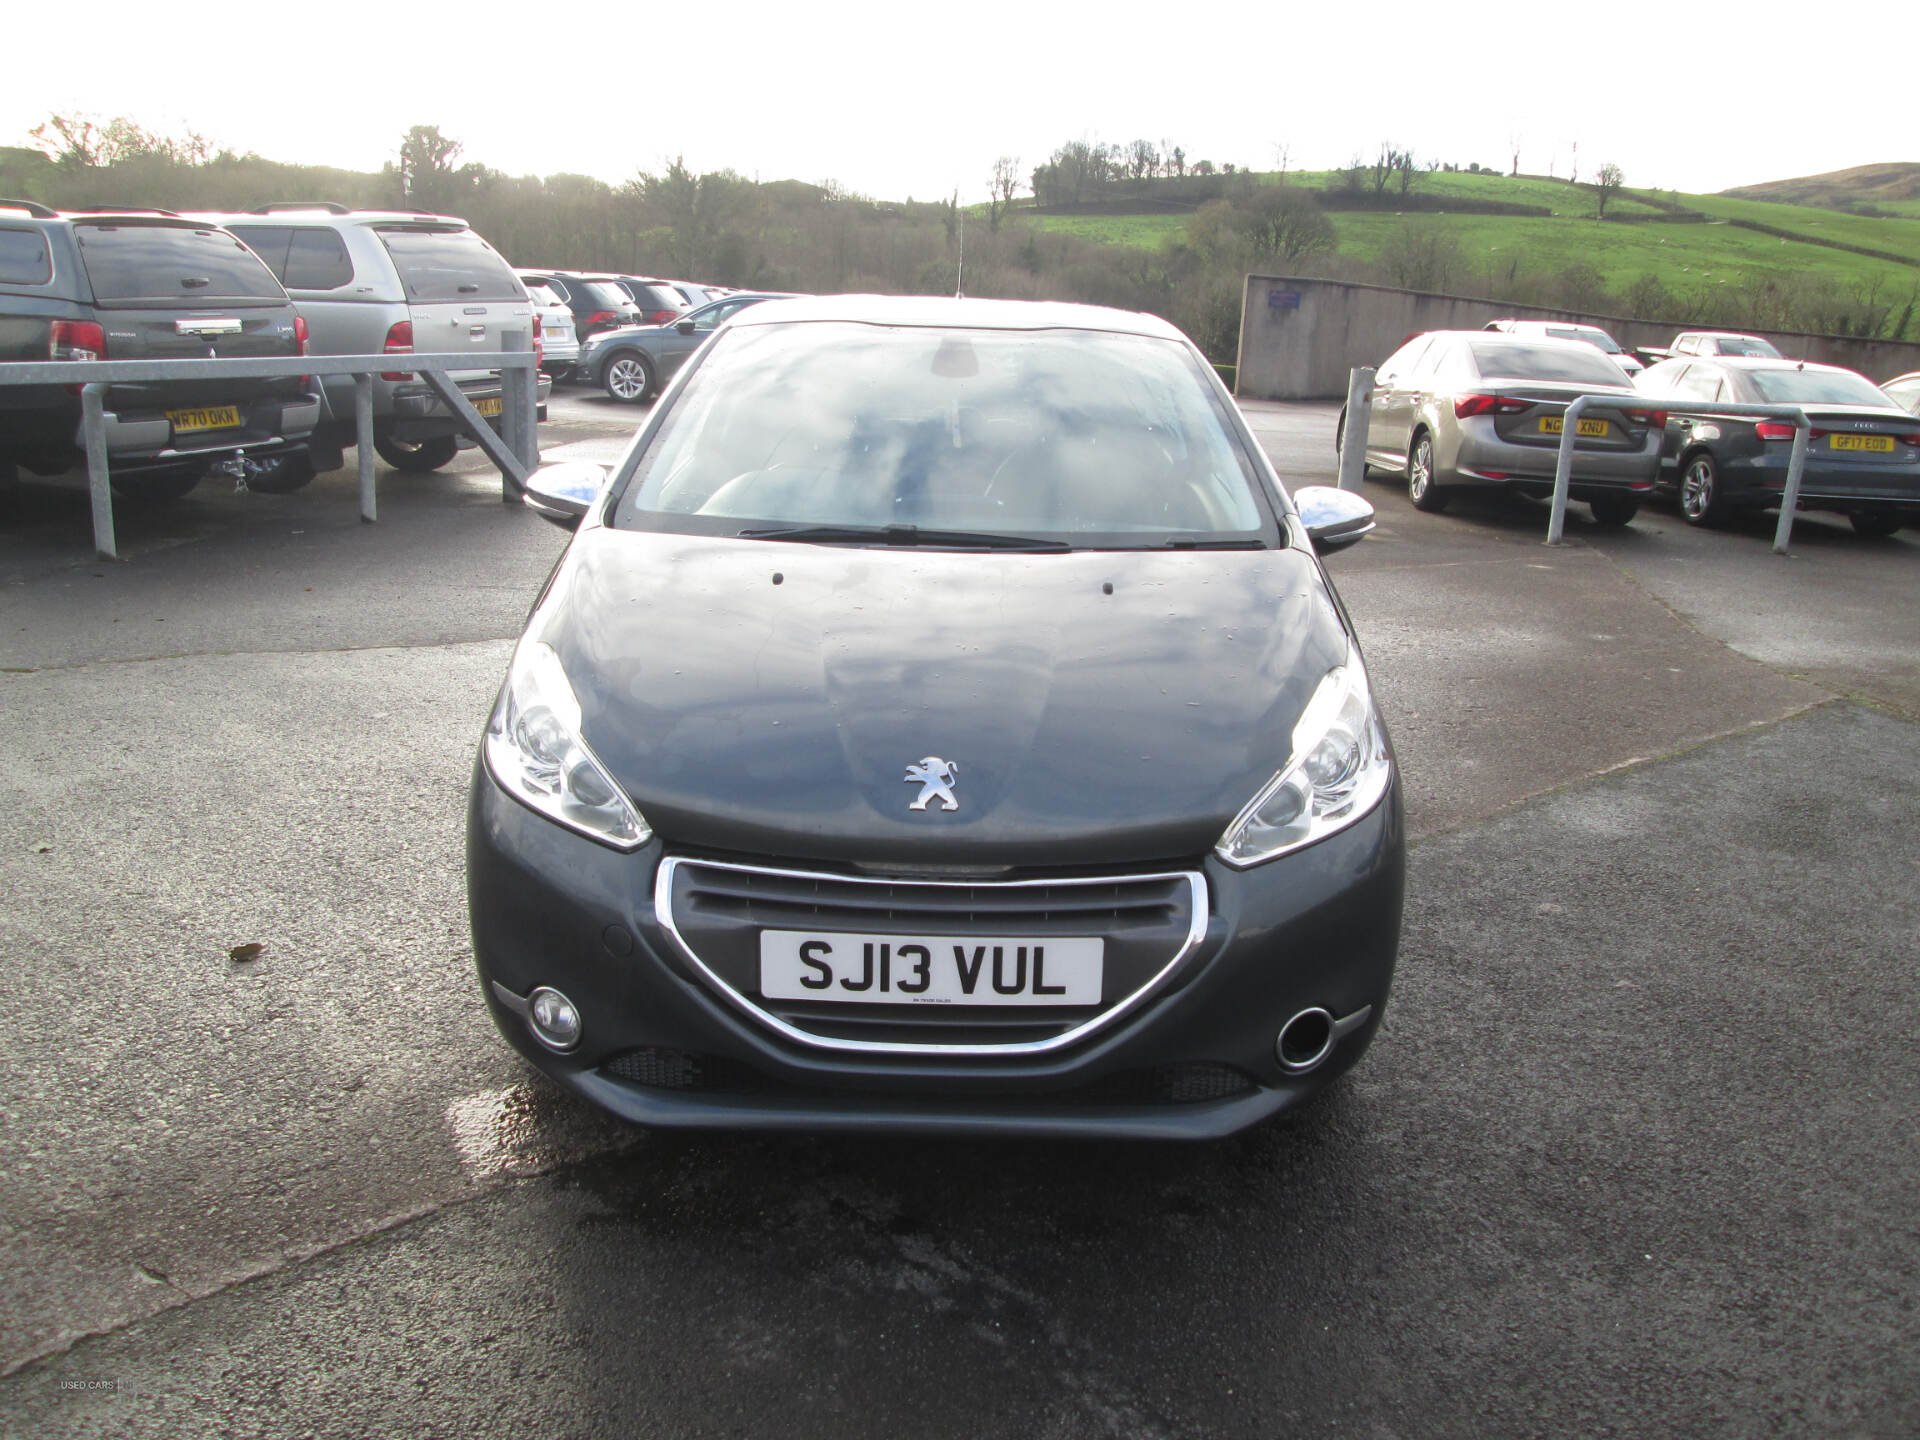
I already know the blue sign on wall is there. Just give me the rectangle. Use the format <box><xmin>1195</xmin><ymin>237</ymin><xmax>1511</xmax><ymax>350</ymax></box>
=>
<box><xmin>1268</xmin><ymin>289</ymin><xmax>1302</xmax><ymax>310</ymax></box>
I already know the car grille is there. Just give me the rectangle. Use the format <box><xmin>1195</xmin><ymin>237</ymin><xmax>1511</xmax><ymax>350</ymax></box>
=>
<box><xmin>601</xmin><ymin>1047</ymin><xmax>1254</xmax><ymax>1106</ymax></box>
<box><xmin>653</xmin><ymin>857</ymin><xmax>1208</xmax><ymax>1056</ymax></box>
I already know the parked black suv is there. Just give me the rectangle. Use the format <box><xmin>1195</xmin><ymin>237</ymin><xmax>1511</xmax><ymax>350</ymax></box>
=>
<box><xmin>514</xmin><ymin>270</ymin><xmax>641</xmax><ymax>344</ymax></box>
<box><xmin>0</xmin><ymin>200</ymin><xmax>319</xmax><ymax>499</ymax></box>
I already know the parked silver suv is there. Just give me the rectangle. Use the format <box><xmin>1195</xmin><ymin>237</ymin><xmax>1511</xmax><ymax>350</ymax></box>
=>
<box><xmin>190</xmin><ymin>204</ymin><xmax>550</xmax><ymax>473</ymax></box>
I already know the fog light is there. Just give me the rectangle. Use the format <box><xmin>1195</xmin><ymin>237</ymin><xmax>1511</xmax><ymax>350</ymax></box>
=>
<box><xmin>527</xmin><ymin>987</ymin><xmax>582</xmax><ymax>1051</ymax></box>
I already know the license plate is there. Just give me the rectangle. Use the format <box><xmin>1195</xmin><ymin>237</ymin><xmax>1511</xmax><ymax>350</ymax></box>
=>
<box><xmin>167</xmin><ymin>405</ymin><xmax>241</xmax><ymax>433</ymax></box>
<box><xmin>759</xmin><ymin>930</ymin><xmax>1102</xmax><ymax>1006</ymax></box>
<box><xmin>1830</xmin><ymin>434</ymin><xmax>1894</xmax><ymax>452</ymax></box>
<box><xmin>474</xmin><ymin>397</ymin><xmax>503</xmax><ymax>417</ymax></box>
<box><xmin>1539</xmin><ymin>416</ymin><xmax>1610</xmax><ymax>438</ymax></box>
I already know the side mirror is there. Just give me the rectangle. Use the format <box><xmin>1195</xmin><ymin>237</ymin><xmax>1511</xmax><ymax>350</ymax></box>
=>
<box><xmin>522</xmin><ymin>461</ymin><xmax>608</xmax><ymax>531</ymax></box>
<box><xmin>1293</xmin><ymin>486</ymin><xmax>1375</xmax><ymax>555</ymax></box>
<box><xmin>675</xmin><ymin>318</ymin><xmax>696</xmax><ymax>335</ymax></box>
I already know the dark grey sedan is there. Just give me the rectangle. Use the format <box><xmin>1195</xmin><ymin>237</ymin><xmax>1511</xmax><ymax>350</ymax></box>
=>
<box><xmin>584</xmin><ymin>292</ymin><xmax>790</xmax><ymax>402</ymax></box>
<box><xmin>468</xmin><ymin>296</ymin><xmax>1403</xmax><ymax>1138</ymax></box>
<box><xmin>1637</xmin><ymin>357</ymin><xmax>1920</xmax><ymax>535</ymax></box>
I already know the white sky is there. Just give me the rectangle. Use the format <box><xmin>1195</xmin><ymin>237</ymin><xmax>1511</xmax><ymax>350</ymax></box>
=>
<box><xmin>4</xmin><ymin>0</ymin><xmax>1908</xmax><ymax>201</ymax></box>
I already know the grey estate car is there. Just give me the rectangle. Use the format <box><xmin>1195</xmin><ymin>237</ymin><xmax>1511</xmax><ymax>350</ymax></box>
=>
<box><xmin>582</xmin><ymin>292</ymin><xmax>791</xmax><ymax>402</ymax></box>
<box><xmin>468</xmin><ymin>295</ymin><xmax>1401</xmax><ymax>1139</ymax></box>
<box><xmin>195</xmin><ymin>205</ymin><xmax>551</xmax><ymax>474</ymax></box>
<box><xmin>1345</xmin><ymin>331</ymin><xmax>1662</xmax><ymax>524</ymax></box>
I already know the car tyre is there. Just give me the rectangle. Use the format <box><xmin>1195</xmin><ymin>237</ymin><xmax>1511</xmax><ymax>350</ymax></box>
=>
<box><xmin>1588</xmin><ymin>494</ymin><xmax>1639</xmax><ymax>526</ymax></box>
<box><xmin>603</xmin><ymin>352</ymin><xmax>654</xmax><ymax>404</ymax></box>
<box><xmin>1677</xmin><ymin>451</ymin><xmax>1729</xmax><ymax>527</ymax></box>
<box><xmin>1850</xmin><ymin>508</ymin><xmax>1903</xmax><ymax>538</ymax></box>
<box><xmin>374</xmin><ymin>433</ymin><xmax>460</xmax><ymax>473</ymax></box>
<box><xmin>241</xmin><ymin>451</ymin><xmax>316</xmax><ymax>494</ymax></box>
<box><xmin>109</xmin><ymin>468</ymin><xmax>201</xmax><ymax>503</ymax></box>
<box><xmin>1406</xmin><ymin>431</ymin><xmax>1450</xmax><ymax>513</ymax></box>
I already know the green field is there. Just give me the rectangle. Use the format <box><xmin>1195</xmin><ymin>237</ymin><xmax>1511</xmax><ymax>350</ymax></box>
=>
<box><xmin>1023</xmin><ymin>170</ymin><xmax>1920</xmax><ymax>304</ymax></box>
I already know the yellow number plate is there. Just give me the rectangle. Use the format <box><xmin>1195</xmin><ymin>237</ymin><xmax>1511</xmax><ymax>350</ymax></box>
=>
<box><xmin>1830</xmin><ymin>434</ymin><xmax>1894</xmax><ymax>452</ymax></box>
<box><xmin>475</xmin><ymin>397</ymin><xmax>504</xmax><ymax>418</ymax></box>
<box><xmin>1539</xmin><ymin>416</ymin><xmax>1611</xmax><ymax>438</ymax></box>
<box><xmin>167</xmin><ymin>405</ymin><xmax>242</xmax><ymax>433</ymax></box>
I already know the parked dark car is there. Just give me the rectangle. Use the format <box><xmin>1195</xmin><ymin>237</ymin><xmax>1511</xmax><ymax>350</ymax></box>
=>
<box><xmin>613</xmin><ymin>276</ymin><xmax>687</xmax><ymax>326</ymax></box>
<box><xmin>1343</xmin><ymin>331</ymin><xmax>1660</xmax><ymax>524</ymax></box>
<box><xmin>0</xmin><ymin>200</ymin><xmax>319</xmax><ymax>498</ymax></box>
<box><xmin>516</xmin><ymin>270</ymin><xmax>640</xmax><ymax>343</ymax></box>
<box><xmin>1636</xmin><ymin>356</ymin><xmax>1920</xmax><ymax>535</ymax></box>
<box><xmin>582</xmin><ymin>292</ymin><xmax>790</xmax><ymax>402</ymax></box>
<box><xmin>1483</xmin><ymin>318</ymin><xmax>1644</xmax><ymax>376</ymax></box>
<box><xmin>468</xmin><ymin>295</ymin><xmax>1402</xmax><ymax>1138</ymax></box>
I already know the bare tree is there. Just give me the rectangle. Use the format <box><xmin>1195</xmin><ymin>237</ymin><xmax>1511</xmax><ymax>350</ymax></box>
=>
<box><xmin>1171</xmin><ymin>146</ymin><xmax>1186</xmax><ymax>178</ymax></box>
<box><xmin>1594</xmin><ymin>162</ymin><xmax>1625</xmax><ymax>218</ymax></box>
<box><xmin>1368</xmin><ymin>142</ymin><xmax>1396</xmax><ymax>194</ymax></box>
<box><xmin>1126</xmin><ymin>139</ymin><xmax>1159</xmax><ymax>182</ymax></box>
<box><xmin>988</xmin><ymin>156</ymin><xmax>1021</xmax><ymax>231</ymax></box>
<box><xmin>1507</xmin><ymin>128</ymin><xmax>1523</xmax><ymax>177</ymax></box>
<box><xmin>1568</xmin><ymin>141</ymin><xmax>1579</xmax><ymax>186</ymax></box>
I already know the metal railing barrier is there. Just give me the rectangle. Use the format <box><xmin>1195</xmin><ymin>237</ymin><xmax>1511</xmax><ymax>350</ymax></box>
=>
<box><xmin>1337</xmin><ymin>367</ymin><xmax>1374</xmax><ymax>495</ymax></box>
<box><xmin>0</xmin><ymin>343</ymin><xmax>541</xmax><ymax>560</ymax></box>
<box><xmin>1546</xmin><ymin>393</ymin><xmax>1814</xmax><ymax>555</ymax></box>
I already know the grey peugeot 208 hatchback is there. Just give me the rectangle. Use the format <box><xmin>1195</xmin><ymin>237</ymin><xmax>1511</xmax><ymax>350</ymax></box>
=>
<box><xmin>466</xmin><ymin>295</ymin><xmax>1403</xmax><ymax>1139</ymax></box>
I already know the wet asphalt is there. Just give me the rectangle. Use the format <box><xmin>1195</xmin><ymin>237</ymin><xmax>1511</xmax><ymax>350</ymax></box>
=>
<box><xmin>2</xmin><ymin>393</ymin><xmax>1915</xmax><ymax>1437</ymax></box>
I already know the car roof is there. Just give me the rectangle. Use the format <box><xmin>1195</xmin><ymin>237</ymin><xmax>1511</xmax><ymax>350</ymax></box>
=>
<box><xmin>1676</xmin><ymin>330</ymin><xmax>1766</xmax><ymax>340</ymax></box>
<box><xmin>729</xmin><ymin>294</ymin><xmax>1184</xmax><ymax>339</ymax></box>
<box><xmin>190</xmin><ymin>208</ymin><xmax>471</xmax><ymax>229</ymax></box>
<box><xmin>1696</xmin><ymin>356</ymin><xmax>1851</xmax><ymax>374</ymax></box>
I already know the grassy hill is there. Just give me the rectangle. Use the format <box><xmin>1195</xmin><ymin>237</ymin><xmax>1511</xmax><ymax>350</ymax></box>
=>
<box><xmin>1020</xmin><ymin>169</ymin><xmax>1920</xmax><ymax>335</ymax></box>
<box><xmin>1723</xmin><ymin>162</ymin><xmax>1920</xmax><ymax>210</ymax></box>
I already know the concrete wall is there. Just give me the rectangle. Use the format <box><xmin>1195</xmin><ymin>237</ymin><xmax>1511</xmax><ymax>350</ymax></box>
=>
<box><xmin>1234</xmin><ymin>275</ymin><xmax>1920</xmax><ymax>400</ymax></box>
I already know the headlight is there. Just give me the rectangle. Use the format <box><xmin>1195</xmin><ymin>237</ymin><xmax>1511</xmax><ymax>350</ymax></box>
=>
<box><xmin>1215</xmin><ymin>659</ymin><xmax>1390</xmax><ymax>868</ymax></box>
<box><xmin>483</xmin><ymin>641</ymin><xmax>650</xmax><ymax>850</ymax></box>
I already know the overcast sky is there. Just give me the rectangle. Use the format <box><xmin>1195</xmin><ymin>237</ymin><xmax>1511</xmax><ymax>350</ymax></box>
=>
<box><xmin>5</xmin><ymin>0</ymin><xmax>1907</xmax><ymax>201</ymax></box>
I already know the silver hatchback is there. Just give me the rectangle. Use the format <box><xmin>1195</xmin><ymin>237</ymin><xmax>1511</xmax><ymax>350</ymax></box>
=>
<box><xmin>1350</xmin><ymin>331</ymin><xmax>1663</xmax><ymax>525</ymax></box>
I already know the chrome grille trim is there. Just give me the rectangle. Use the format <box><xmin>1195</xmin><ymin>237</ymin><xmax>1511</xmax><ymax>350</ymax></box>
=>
<box><xmin>653</xmin><ymin>856</ymin><xmax>1211</xmax><ymax>1057</ymax></box>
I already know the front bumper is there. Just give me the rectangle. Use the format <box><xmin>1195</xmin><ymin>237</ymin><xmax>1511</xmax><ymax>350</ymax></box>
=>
<box><xmin>465</xmin><ymin>758</ymin><xmax>1405</xmax><ymax>1139</ymax></box>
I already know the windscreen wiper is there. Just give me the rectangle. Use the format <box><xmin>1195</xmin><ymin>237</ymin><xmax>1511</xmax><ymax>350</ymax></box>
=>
<box><xmin>738</xmin><ymin>523</ymin><xmax>1070</xmax><ymax>551</ymax></box>
<box><xmin>1162</xmin><ymin>536</ymin><xmax>1268</xmax><ymax>549</ymax></box>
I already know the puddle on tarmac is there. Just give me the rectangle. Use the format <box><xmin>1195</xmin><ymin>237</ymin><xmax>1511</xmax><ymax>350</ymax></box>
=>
<box><xmin>444</xmin><ymin>1082</ymin><xmax>639</xmax><ymax>1181</ymax></box>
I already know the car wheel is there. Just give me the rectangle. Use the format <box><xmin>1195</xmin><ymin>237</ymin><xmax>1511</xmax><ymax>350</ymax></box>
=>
<box><xmin>1850</xmin><ymin>508</ymin><xmax>1903</xmax><ymax>538</ymax></box>
<box><xmin>1588</xmin><ymin>494</ymin><xmax>1639</xmax><ymax>526</ymax></box>
<box><xmin>1677</xmin><ymin>451</ymin><xmax>1728</xmax><ymax>527</ymax></box>
<box><xmin>603</xmin><ymin>352</ymin><xmax>654</xmax><ymax>404</ymax></box>
<box><xmin>373</xmin><ymin>433</ymin><xmax>459</xmax><ymax>473</ymax></box>
<box><xmin>240</xmin><ymin>451</ymin><xmax>316</xmax><ymax>494</ymax></box>
<box><xmin>109</xmin><ymin>468</ymin><xmax>202</xmax><ymax>503</ymax></box>
<box><xmin>1407</xmin><ymin>431</ymin><xmax>1450</xmax><ymax>513</ymax></box>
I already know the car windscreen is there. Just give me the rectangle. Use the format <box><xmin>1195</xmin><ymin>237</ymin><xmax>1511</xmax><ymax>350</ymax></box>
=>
<box><xmin>1467</xmin><ymin>340</ymin><xmax>1629</xmax><ymax>385</ymax></box>
<box><xmin>1716</xmin><ymin>337</ymin><xmax>1780</xmax><ymax>358</ymax></box>
<box><xmin>621</xmin><ymin>281</ymin><xmax>679</xmax><ymax>310</ymax></box>
<box><xmin>376</xmin><ymin>228</ymin><xmax>523</xmax><ymax>302</ymax></box>
<box><xmin>612</xmin><ymin>321</ymin><xmax>1275</xmax><ymax>548</ymax></box>
<box><xmin>75</xmin><ymin>224</ymin><xmax>286</xmax><ymax>308</ymax></box>
<box><xmin>574</xmin><ymin>279</ymin><xmax>636</xmax><ymax>309</ymax></box>
<box><xmin>1744</xmin><ymin>368</ymin><xmax>1891</xmax><ymax>407</ymax></box>
<box><xmin>1546</xmin><ymin>326</ymin><xmax>1623</xmax><ymax>354</ymax></box>
<box><xmin>0</xmin><ymin>227</ymin><xmax>53</xmax><ymax>284</ymax></box>
<box><xmin>525</xmin><ymin>283</ymin><xmax>563</xmax><ymax>308</ymax></box>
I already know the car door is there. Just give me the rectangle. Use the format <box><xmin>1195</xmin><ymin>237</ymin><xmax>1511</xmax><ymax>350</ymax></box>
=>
<box><xmin>655</xmin><ymin>297</ymin><xmax>756</xmax><ymax>381</ymax></box>
<box><xmin>1661</xmin><ymin>362</ymin><xmax>1726</xmax><ymax>471</ymax></box>
<box><xmin>1365</xmin><ymin>333</ymin><xmax>1436</xmax><ymax>467</ymax></box>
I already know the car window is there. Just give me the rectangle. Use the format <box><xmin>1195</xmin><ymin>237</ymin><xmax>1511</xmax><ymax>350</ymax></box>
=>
<box><xmin>1746</xmin><ymin>367</ymin><xmax>1891</xmax><ymax>407</ymax></box>
<box><xmin>76</xmin><ymin>223</ymin><xmax>286</xmax><ymax>307</ymax></box>
<box><xmin>1717</xmin><ymin>336</ymin><xmax>1780</xmax><ymax>358</ymax></box>
<box><xmin>282</xmin><ymin>228</ymin><xmax>354</xmax><ymax>290</ymax></box>
<box><xmin>1376</xmin><ymin>334</ymin><xmax>1432</xmax><ymax>382</ymax></box>
<box><xmin>1466</xmin><ymin>340</ymin><xmax>1628</xmax><ymax>385</ymax></box>
<box><xmin>230</xmin><ymin>224</ymin><xmax>292</xmax><ymax>280</ymax></box>
<box><xmin>614</xmin><ymin>322</ymin><xmax>1275</xmax><ymax>547</ymax></box>
<box><xmin>1670</xmin><ymin>365</ymin><xmax>1723</xmax><ymax>403</ymax></box>
<box><xmin>0</xmin><ymin>227</ymin><xmax>53</xmax><ymax>284</ymax></box>
<box><xmin>375</xmin><ymin>228</ymin><xmax>522</xmax><ymax>302</ymax></box>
